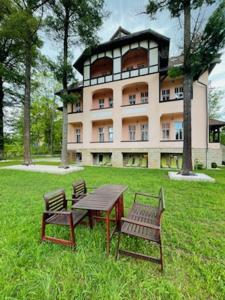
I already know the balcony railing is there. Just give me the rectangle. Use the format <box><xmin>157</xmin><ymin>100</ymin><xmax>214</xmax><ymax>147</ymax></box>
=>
<box><xmin>121</xmin><ymin>139</ymin><xmax>149</xmax><ymax>142</ymax></box>
<box><xmin>91</xmin><ymin>140</ymin><xmax>113</xmax><ymax>143</ymax></box>
<box><xmin>121</xmin><ymin>101</ymin><xmax>148</xmax><ymax>107</ymax></box>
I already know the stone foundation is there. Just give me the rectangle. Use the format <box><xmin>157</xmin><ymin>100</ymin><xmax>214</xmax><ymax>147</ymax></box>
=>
<box><xmin>69</xmin><ymin>147</ymin><xmax>223</xmax><ymax>169</ymax></box>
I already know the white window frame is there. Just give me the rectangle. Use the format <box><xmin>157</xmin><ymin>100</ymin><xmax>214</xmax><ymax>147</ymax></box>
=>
<box><xmin>99</xmin><ymin>99</ymin><xmax>104</xmax><ymax>109</ymax></box>
<box><xmin>109</xmin><ymin>98</ymin><xmax>113</xmax><ymax>108</ymax></box>
<box><xmin>141</xmin><ymin>91</ymin><xmax>148</xmax><ymax>103</ymax></box>
<box><xmin>175</xmin><ymin>86</ymin><xmax>184</xmax><ymax>99</ymax></box>
<box><xmin>162</xmin><ymin>122</ymin><xmax>170</xmax><ymax>140</ymax></box>
<box><xmin>129</xmin><ymin>94</ymin><xmax>136</xmax><ymax>105</ymax></box>
<box><xmin>108</xmin><ymin>127</ymin><xmax>113</xmax><ymax>142</ymax></box>
<box><xmin>175</xmin><ymin>121</ymin><xmax>183</xmax><ymax>140</ymax></box>
<box><xmin>129</xmin><ymin>125</ymin><xmax>136</xmax><ymax>141</ymax></box>
<box><xmin>140</xmin><ymin>124</ymin><xmax>148</xmax><ymax>141</ymax></box>
<box><xmin>161</xmin><ymin>89</ymin><xmax>170</xmax><ymax>101</ymax></box>
<box><xmin>75</xmin><ymin>101</ymin><xmax>81</xmax><ymax>112</ymax></box>
<box><xmin>98</xmin><ymin>127</ymin><xmax>104</xmax><ymax>142</ymax></box>
<box><xmin>75</xmin><ymin>128</ymin><xmax>81</xmax><ymax>143</ymax></box>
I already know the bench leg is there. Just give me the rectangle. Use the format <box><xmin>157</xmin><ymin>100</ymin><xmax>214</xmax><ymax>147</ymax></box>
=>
<box><xmin>41</xmin><ymin>215</ymin><xmax>46</xmax><ymax>241</ymax></box>
<box><xmin>115</xmin><ymin>231</ymin><xmax>121</xmax><ymax>260</ymax></box>
<box><xmin>159</xmin><ymin>240</ymin><xmax>163</xmax><ymax>272</ymax></box>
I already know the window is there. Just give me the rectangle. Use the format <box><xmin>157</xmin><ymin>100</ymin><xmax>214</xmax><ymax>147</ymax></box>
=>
<box><xmin>129</xmin><ymin>95</ymin><xmax>136</xmax><ymax>105</ymax></box>
<box><xmin>175</xmin><ymin>86</ymin><xmax>184</xmax><ymax>99</ymax></box>
<box><xmin>99</xmin><ymin>99</ymin><xmax>104</xmax><ymax>109</ymax></box>
<box><xmin>75</xmin><ymin>101</ymin><xmax>81</xmax><ymax>112</ymax></box>
<box><xmin>141</xmin><ymin>91</ymin><xmax>148</xmax><ymax>103</ymax></box>
<box><xmin>108</xmin><ymin>127</ymin><xmax>113</xmax><ymax>142</ymax></box>
<box><xmin>162</xmin><ymin>123</ymin><xmax>170</xmax><ymax>140</ymax></box>
<box><xmin>175</xmin><ymin>122</ymin><xmax>183</xmax><ymax>140</ymax></box>
<box><xmin>141</xmin><ymin>124</ymin><xmax>148</xmax><ymax>141</ymax></box>
<box><xmin>161</xmin><ymin>89</ymin><xmax>170</xmax><ymax>101</ymax></box>
<box><xmin>129</xmin><ymin>125</ymin><xmax>136</xmax><ymax>141</ymax></box>
<box><xmin>98</xmin><ymin>127</ymin><xmax>104</xmax><ymax>142</ymax></box>
<box><xmin>75</xmin><ymin>128</ymin><xmax>81</xmax><ymax>143</ymax></box>
<box><xmin>109</xmin><ymin>98</ymin><xmax>113</xmax><ymax>108</ymax></box>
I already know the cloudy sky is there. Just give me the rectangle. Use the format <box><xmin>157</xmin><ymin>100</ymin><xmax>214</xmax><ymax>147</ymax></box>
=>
<box><xmin>41</xmin><ymin>0</ymin><xmax>225</xmax><ymax>115</ymax></box>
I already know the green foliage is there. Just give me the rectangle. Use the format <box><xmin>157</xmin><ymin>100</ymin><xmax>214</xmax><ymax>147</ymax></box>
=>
<box><xmin>208</xmin><ymin>87</ymin><xmax>224</xmax><ymax>119</ymax></box>
<box><xmin>191</xmin><ymin>1</ymin><xmax>225</xmax><ymax>78</ymax></box>
<box><xmin>146</xmin><ymin>0</ymin><xmax>216</xmax><ymax>17</ymax></box>
<box><xmin>168</xmin><ymin>66</ymin><xmax>184</xmax><ymax>78</ymax></box>
<box><xmin>0</xmin><ymin>167</ymin><xmax>225</xmax><ymax>298</ymax></box>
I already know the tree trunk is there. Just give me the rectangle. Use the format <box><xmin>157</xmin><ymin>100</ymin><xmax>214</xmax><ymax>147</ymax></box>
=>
<box><xmin>182</xmin><ymin>0</ymin><xmax>193</xmax><ymax>175</ymax></box>
<box><xmin>60</xmin><ymin>9</ymin><xmax>69</xmax><ymax>168</ymax></box>
<box><xmin>23</xmin><ymin>45</ymin><xmax>32</xmax><ymax>165</ymax></box>
<box><xmin>0</xmin><ymin>76</ymin><xmax>4</xmax><ymax>160</ymax></box>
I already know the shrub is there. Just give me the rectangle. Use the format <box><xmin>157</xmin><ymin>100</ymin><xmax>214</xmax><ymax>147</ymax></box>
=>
<box><xmin>211</xmin><ymin>162</ymin><xmax>217</xmax><ymax>168</ymax></box>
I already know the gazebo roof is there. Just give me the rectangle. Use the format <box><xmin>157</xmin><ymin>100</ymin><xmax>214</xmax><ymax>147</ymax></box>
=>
<box><xmin>209</xmin><ymin>119</ymin><xmax>225</xmax><ymax>127</ymax></box>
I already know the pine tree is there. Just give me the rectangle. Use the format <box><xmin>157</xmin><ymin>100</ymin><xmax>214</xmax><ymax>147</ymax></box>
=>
<box><xmin>146</xmin><ymin>0</ymin><xmax>225</xmax><ymax>174</ymax></box>
<box><xmin>46</xmin><ymin>0</ymin><xmax>106</xmax><ymax>168</ymax></box>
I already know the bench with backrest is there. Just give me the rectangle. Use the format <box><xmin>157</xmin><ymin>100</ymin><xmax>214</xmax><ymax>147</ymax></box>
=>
<box><xmin>115</xmin><ymin>187</ymin><xmax>165</xmax><ymax>271</ymax></box>
<box><xmin>41</xmin><ymin>188</ymin><xmax>92</xmax><ymax>247</ymax></box>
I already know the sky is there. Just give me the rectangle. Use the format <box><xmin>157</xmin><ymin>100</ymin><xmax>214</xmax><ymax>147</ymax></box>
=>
<box><xmin>41</xmin><ymin>0</ymin><xmax>225</xmax><ymax>116</ymax></box>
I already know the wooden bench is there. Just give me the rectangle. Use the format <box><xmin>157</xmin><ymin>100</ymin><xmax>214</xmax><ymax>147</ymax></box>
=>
<box><xmin>41</xmin><ymin>189</ymin><xmax>92</xmax><ymax>247</ymax></box>
<box><xmin>115</xmin><ymin>187</ymin><xmax>165</xmax><ymax>271</ymax></box>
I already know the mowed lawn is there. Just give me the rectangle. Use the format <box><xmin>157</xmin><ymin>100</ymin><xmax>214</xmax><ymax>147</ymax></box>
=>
<box><xmin>0</xmin><ymin>164</ymin><xmax>224</xmax><ymax>299</ymax></box>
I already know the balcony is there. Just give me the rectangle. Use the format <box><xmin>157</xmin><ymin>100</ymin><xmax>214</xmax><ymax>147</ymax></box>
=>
<box><xmin>91</xmin><ymin>119</ymin><xmax>113</xmax><ymax>143</ymax></box>
<box><xmin>122</xmin><ymin>82</ymin><xmax>148</xmax><ymax>107</ymax></box>
<box><xmin>160</xmin><ymin>78</ymin><xmax>184</xmax><ymax>102</ymax></box>
<box><xmin>160</xmin><ymin>113</ymin><xmax>183</xmax><ymax>146</ymax></box>
<box><xmin>68</xmin><ymin>101</ymin><xmax>83</xmax><ymax>114</ymax></box>
<box><xmin>68</xmin><ymin>122</ymin><xmax>83</xmax><ymax>144</ymax></box>
<box><xmin>121</xmin><ymin>116</ymin><xmax>149</xmax><ymax>142</ymax></box>
<box><xmin>91</xmin><ymin>88</ymin><xmax>113</xmax><ymax>110</ymax></box>
<box><xmin>91</xmin><ymin>57</ymin><xmax>113</xmax><ymax>79</ymax></box>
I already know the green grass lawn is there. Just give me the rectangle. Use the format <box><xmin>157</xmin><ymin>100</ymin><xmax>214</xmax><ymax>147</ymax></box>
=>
<box><xmin>0</xmin><ymin>165</ymin><xmax>224</xmax><ymax>299</ymax></box>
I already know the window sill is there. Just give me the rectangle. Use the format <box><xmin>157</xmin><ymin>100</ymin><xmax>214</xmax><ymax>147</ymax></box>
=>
<box><xmin>121</xmin><ymin>140</ymin><xmax>149</xmax><ymax>142</ymax></box>
<box><xmin>68</xmin><ymin>111</ymin><xmax>83</xmax><ymax>114</ymax></box>
<box><xmin>90</xmin><ymin>107</ymin><xmax>113</xmax><ymax>111</ymax></box>
<box><xmin>91</xmin><ymin>141</ymin><xmax>113</xmax><ymax>143</ymax></box>
<box><xmin>160</xmin><ymin>139</ymin><xmax>183</xmax><ymax>142</ymax></box>
<box><xmin>68</xmin><ymin>142</ymin><xmax>83</xmax><ymax>144</ymax></box>
<box><xmin>121</xmin><ymin>102</ymin><xmax>148</xmax><ymax>107</ymax></box>
<box><xmin>159</xmin><ymin>98</ymin><xmax>183</xmax><ymax>103</ymax></box>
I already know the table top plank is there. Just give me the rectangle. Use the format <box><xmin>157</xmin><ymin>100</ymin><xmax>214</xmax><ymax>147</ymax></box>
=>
<box><xmin>73</xmin><ymin>184</ymin><xmax>128</xmax><ymax>211</ymax></box>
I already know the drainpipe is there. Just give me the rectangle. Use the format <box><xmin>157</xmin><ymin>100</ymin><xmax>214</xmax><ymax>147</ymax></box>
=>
<box><xmin>197</xmin><ymin>80</ymin><xmax>208</xmax><ymax>168</ymax></box>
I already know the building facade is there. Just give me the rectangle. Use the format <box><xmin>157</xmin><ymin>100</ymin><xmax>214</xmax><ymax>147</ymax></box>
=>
<box><xmin>66</xmin><ymin>27</ymin><xmax>224</xmax><ymax>168</ymax></box>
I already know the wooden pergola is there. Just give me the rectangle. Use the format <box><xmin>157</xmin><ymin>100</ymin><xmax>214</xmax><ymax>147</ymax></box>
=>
<box><xmin>209</xmin><ymin>119</ymin><xmax>225</xmax><ymax>143</ymax></box>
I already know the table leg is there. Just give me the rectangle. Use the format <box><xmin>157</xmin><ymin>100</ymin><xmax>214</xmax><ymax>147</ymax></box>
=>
<box><xmin>119</xmin><ymin>194</ymin><xmax>124</xmax><ymax>218</ymax></box>
<box><xmin>106</xmin><ymin>211</ymin><xmax>110</xmax><ymax>256</ymax></box>
<box><xmin>88</xmin><ymin>210</ymin><xmax>93</xmax><ymax>229</ymax></box>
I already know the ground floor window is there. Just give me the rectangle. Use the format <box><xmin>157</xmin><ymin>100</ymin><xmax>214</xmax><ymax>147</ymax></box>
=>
<box><xmin>92</xmin><ymin>153</ymin><xmax>112</xmax><ymax>166</ymax></box>
<box><xmin>76</xmin><ymin>152</ymin><xmax>82</xmax><ymax>163</ymax></box>
<box><xmin>161</xmin><ymin>153</ymin><xmax>182</xmax><ymax>169</ymax></box>
<box><xmin>123</xmin><ymin>153</ymin><xmax>148</xmax><ymax>168</ymax></box>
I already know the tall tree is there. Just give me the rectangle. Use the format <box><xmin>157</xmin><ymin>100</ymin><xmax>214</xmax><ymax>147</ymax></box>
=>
<box><xmin>47</xmin><ymin>0</ymin><xmax>106</xmax><ymax>168</ymax></box>
<box><xmin>208</xmin><ymin>87</ymin><xmax>224</xmax><ymax>119</ymax></box>
<box><xmin>5</xmin><ymin>0</ymin><xmax>49</xmax><ymax>165</ymax></box>
<box><xmin>0</xmin><ymin>0</ymin><xmax>24</xmax><ymax>160</ymax></box>
<box><xmin>146</xmin><ymin>0</ymin><xmax>225</xmax><ymax>174</ymax></box>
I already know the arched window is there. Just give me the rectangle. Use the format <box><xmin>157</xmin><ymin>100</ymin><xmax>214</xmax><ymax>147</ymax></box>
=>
<box><xmin>122</xmin><ymin>48</ymin><xmax>148</xmax><ymax>71</ymax></box>
<box><xmin>91</xmin><ymin>57</ymin><xmax>113</xmax><ymax>78</ymax></box>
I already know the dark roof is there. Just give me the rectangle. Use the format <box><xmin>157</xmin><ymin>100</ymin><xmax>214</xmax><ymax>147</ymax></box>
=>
<box><xmin>74</xmin><ymin>28</ymin><xmax>170</xmax><ymax>74</ymax></box>
<box><xmin>110</xmin><ymin>26</ymin><xmax>131</xmax><ymax>40</ymax></box>
<box><xmin>209</xmin><ymin>119</ymin><xmax>225</xmax><ymax>127</ymax></box>
<box><xmin>55</xmin><ymin>81</ymin><xmax>83</xmax><ymax>96</ymax></box>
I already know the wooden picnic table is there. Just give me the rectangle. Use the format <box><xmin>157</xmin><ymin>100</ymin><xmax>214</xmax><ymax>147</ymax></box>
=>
<box><xmin>72</xmin><ymin>184</ymin><xmax>128</xmax><ymax>255</ymax></box>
